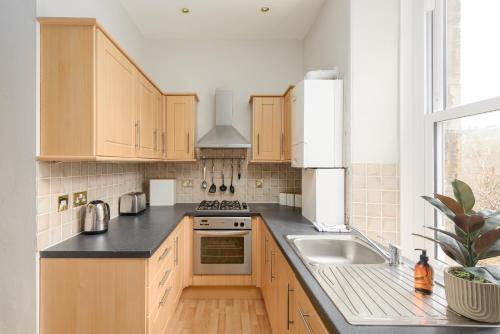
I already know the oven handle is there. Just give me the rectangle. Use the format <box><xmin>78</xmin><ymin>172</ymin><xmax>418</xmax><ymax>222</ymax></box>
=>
<box><xmin>194</xmin><ymin>230</ymin><xmax>251</xmax><ymax>237</ymax></box>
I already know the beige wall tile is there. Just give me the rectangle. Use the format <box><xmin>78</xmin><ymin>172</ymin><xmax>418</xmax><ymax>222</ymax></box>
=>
<box><xmin>367</xmin><ymin>190</ymin><xmax>381</xmax><ymax>204</ymax></box>
<box><xmin>366</xmin><ymin>164</ymin><xmax>381</xmax><ymax>176</ymax></box>
<box><xmin>349</xmin><ymin>163</ymin><xmax>400</xmax><ymax>244</ymax></box>
<box><xmin>36</xmin><ymin>161</ymin><xmax>144</xmax><ymax>251</ymax></box>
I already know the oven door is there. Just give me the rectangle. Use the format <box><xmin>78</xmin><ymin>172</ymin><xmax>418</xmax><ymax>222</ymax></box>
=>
<box><xmin>193</xmin><ymin>230</ymin><xmax>252</xmax><ymax>275</ymax></box>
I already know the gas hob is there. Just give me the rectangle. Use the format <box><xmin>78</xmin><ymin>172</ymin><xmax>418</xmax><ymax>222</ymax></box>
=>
<box><xmin>196</xmin><ymin>200</ymin><xmax>249</xmax><ymax>212</ymax></box>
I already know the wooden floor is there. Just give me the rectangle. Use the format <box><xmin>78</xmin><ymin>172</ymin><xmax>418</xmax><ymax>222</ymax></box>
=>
<box><xmin>169</xmin><ymin>298</ymin><xmax>272</xmax><ymax>334</ymax></box>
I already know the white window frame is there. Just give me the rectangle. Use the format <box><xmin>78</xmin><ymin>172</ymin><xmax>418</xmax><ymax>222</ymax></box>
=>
<box><xmin>400</xmin><ymin>0</ymin><xmax>500</xmax><ymax>267</ymax></box>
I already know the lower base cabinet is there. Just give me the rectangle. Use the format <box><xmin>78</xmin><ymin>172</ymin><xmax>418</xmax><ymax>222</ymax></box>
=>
<box><xmin>40</xmin><ymin>218</ymin><xmax>188</xmax><ymax>334</ymax></box>
<box><xmin>40</xmin><ymin>216</ymin><xmax>329</xmax><ymax>334</ymax></box>
<box><xmin>260</xmin><ymin>220</ymin><xmax>330</xmax><ymax>334</ymax></box>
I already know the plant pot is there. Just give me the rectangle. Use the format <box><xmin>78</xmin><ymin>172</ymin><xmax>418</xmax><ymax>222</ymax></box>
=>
<box><xmin>444</xmin><ymin>267</ymin><xmax>500</xmax><ymax>323</ymax></box>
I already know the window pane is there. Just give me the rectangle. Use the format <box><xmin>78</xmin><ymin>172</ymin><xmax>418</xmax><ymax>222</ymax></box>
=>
<box><xmin>446</xmin><ymin>0</ymin><xmax>500</xmax><ymax>107</ymax></box>
<box><xmin>437</xmin><ymin>110</ymin><xmax>500</xmax><ymax>265</ymax></box>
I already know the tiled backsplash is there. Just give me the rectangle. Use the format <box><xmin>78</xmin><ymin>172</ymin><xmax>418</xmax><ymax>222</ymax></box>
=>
<box><xmin>36</xmin><ymin>150</ymin><xmax>301</xmax><ymax>251</ymax></box>
<box><xmin>36</xmin><ymin>161</ymin><xmax>144</xmax><ymax>250</ymax></box>
<box><xmin>350</xmin><ymin>163</ymin><xmax>400</xmax><ymax>246</ymax></box>
<box><xmin>144</xmin><ymin>149</ymin><xmax>302</xmax><ymax>204</ymax></box>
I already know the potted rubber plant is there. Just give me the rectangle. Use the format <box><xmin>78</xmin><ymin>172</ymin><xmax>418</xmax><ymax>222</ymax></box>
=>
<box><xmin>413</xmin><ymin>179</ymin><xmax>500</xmax><ymax>323</ymax></box>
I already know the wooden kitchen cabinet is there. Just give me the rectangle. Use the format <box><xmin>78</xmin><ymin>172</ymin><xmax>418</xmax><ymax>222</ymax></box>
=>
<box><xmin>39</xmin><ymin>18</ymin><xmax>195</xmax><ymax>162</ymax></box>
<box><xmin>293</xmin><ymin>276</ymin><xmax>330</xmax><ymax>334</ymax></box>
<box><xmin>277</xmin><ymin>250</ymin><xmax>295</xmax><ymax>333</ymax></box>
<box><xmin>283</xmin><ymin>87</ymin><xmax>294</xmax><ymax>161</ymax></box>
<box><xmin>136</xmin><ymin>74</ymin><xmax>162</xmax><ymax>159</ymax></box>
<box><xmin>40</xmin><ymin>217</ymin><xmax>191</xmax><ymax>334</ymax></box>
<box><xmin>251</xmin><ymin>96</ymin><xmax>283</xmax><ymax>161</ymax></box>
<box><xmin>164</xmin><ymin>95</ymin><xmax>197</xmax><ymax>161</ymax></box>
<box><xmin>95</xmin><ymin>28</ymin><xmax>137</xmax><ymax>158</ymax></box>
<box><xmin>250</xmin><ymin>86</ymin><xmax>293</xmax><ymax>163</ymax></box>
<box><xmin>260</xmin><ymin>223</ymin><xmax>329</xmax><ymax>334</ymax></box>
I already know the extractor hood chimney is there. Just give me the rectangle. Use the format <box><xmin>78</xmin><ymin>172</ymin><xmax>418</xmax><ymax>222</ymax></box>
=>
<box><xmin>196</xmin><ymin>89</ymin><xmax>251</xmax><ymax>149</ymax></box>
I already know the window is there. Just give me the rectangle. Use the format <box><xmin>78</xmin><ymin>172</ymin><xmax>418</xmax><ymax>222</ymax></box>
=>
<box><xmin>434</xmin><ymin>0</ymin><xmax>500</xmax><ymax>110</ymax></box>
<box><xmin>429</xmin><ymin>0</ymin><xmax>500</xmax><ymax>265</ymax></box>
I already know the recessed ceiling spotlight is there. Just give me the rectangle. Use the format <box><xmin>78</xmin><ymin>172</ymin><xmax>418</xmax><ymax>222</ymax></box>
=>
<box><xmin>181</xmin><ymin>8</ymin><xmax>190</xmax><ymax>14</ymax></box>
<box><xmin>261</xmin><ymin>7</ymin><xmax>270</xmax><ymax>13</ymax></box>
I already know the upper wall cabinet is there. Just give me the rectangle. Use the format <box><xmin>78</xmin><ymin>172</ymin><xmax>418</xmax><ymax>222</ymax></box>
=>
<box><xmin>163</xmin><ymin>95</ymin><xmax>197</xmax><ymax>161</ymax></box>
<box><xmin>95</xmin><ymin>29</ymin><xmax>137</xmax><ymax>158</ymax></box>
<box><xmin>249</xmin><ymin>86</ymin><xmax>294</xmax><ymax>163</ymax></box>
<box><xmin>39</xmin><ymin>18</ymin><xmax>193</xmax><ymax>162</ymax></box>
<box><xmin>251</xmin><ymin>96</ymin><xmax>283</xmax><ymax>162</ymax></box>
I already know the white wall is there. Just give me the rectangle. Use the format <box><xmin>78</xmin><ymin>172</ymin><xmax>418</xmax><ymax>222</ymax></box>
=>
<box><xmin>143</xmin><ymin>40</ymin><xmax>304</xmax><ymax>140</ymax></box>
<box><xmin>303</xmin><ymin>0</ymin><xmax>350</xmax><ymax>76</ymax></box>
<box><xmin>0</xmin><ymin>1</ymin><xmax>37</xmax><ymax>333</ymax></box>
<box><xmin>350</xmin><ymin>0</ymin><xmax>400</xmax><ymax>164</ymax></box>
<box><xmin>37</xmin><ymin>0</ymin><xmax>145</xmax><ymax>64</ymax></box>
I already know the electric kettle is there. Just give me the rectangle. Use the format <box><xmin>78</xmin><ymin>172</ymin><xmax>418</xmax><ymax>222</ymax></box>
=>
<box><xmin>82</xmin><ymin>200</ymin><xmax>110</xmax><ymax>234</ymax></box>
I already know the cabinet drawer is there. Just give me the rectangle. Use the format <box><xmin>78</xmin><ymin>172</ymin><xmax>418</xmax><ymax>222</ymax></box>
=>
<box><xmin>148</xmin><ymin>255</ymin><xmax>174</xmax><ymax>313</ymax></box>
<box><xmin>147</xmin><ymin>283</ymin><xmax>175</xmax><ymax>334</ymax></box>
<box><xmin>148</xmin><ymin>237</ymin><xmax>174</xmax><ymax>281</ymax></box>
<box><xmin>295</xmin><ymin>279</ymin><xmax>329</xmax><ymax>334</ymax></box>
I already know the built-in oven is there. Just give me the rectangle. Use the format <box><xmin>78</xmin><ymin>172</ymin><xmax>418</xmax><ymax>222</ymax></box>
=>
<box><xmin>193</xmin><ymin>216</ymin><xmax>252</xmax><ymax>275</ymax></box>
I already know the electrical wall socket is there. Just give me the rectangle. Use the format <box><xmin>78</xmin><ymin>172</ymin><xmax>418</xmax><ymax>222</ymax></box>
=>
<box><xmin>73</xmin><ymin>191</ymin><xmax>88</xmax><ymax>207</ymax></box>
<box><xmin>182</xmin><ymin>179</ymin><xmax>193</xmax><ymax>188</ymax></box>
<box><xmin>57</xmin><ymin>195</ymin><xmax>69</xmax><ymax>212</ymax></box>
<box><xmin>256</xmin><ymin>179</ymin><xmax>264</xmax><ymax>188</ymax></box>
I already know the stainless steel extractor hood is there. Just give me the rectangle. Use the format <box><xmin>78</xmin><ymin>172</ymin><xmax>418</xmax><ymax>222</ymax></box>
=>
<box><xmin>196</xmin><ymin>90</ymin><xmax>251</xmax><ymax>149</ymax></box>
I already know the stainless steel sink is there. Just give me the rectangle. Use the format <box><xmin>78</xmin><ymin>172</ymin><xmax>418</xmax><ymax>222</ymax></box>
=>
<box><xmin>286</xmin><ymin>234</ymin><xmax>386</xmax><ymax>265</ymax></box>
<box><xmin>286</xmin><ymin>233</ymin><xmax>497</xmax><ymax>327</ymax></box>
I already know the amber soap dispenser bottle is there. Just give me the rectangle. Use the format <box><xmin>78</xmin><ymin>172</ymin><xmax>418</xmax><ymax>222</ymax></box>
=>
<box><xmin>414</xmin><ymin>249</ymin><xmax>433</xmax><ymax>295</ymax></box>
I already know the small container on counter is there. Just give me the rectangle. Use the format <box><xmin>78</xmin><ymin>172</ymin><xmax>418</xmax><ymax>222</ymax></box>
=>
<box><xmin>414</xmin><ymin>249</ymin><xmax>434</xmax><ymax>295</ymax></box>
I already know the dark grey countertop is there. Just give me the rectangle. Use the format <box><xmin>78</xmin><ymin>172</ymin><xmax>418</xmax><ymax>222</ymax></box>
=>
<box><xmin>40</xmin><ymin>204</ymin><xmax>499</xmax><ymax>334</ymax></box>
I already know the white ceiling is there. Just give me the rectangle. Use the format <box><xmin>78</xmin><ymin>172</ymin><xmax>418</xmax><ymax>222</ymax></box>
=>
<box><xmin>119</xmin><ymin>0</ymin><xmax>326</xmax><ymax>40</ymax></box>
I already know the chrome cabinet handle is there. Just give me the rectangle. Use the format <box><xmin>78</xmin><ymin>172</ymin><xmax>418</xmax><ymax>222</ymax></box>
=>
<box><xmin>154</xmin><ymin>129</ymin><xmax>157</xmax><ymax>151</ymax></box>
<box><xmin>138</xmin><ymin>121</ymin><xmax>141</xmax><ymax>148</ymax></box>
<box><xmin>162</xmin><ymin>132</ymin><xmax>165</xmax><ymax>154</ymax></box>
<box><xmin>159</xmin><ymin>287</ymin><xmax>171</xmax><ymax>307</ymax></box>
<box><xmin>134</xmin><ymin>121</ymin><xmax>139</xmax><ymax>149</ymax></box>
<box><xmin>299</xmin><ymin>307</ymin><xmax>313</xmax><ymax>334</ymax></box>
<box><xmin>270</xmin><ymin>251</ymin><xmax>276</xmax><ymax>281</ymax></box>
<box><xmin>158</xmin><ymin>246</ymin><xmax>172</xmax><ymax>261</ymax></box>
<box><xmin>158</xmin><ymin>269</ymin><xmax>171</xmax><ymax>287</ymax></box>
<box><xmin>264</xmin><ymin>238</ymin><xmax>268</xmax><ymax>264</ymax></box>
<box><xmin>187</xmin><ymin>133</ymin><xmax>190</xmax><ymax>154</ymax></box>
<box><xmin>257</xmin><ymin>134</ymin><xmax>260</xmax><ymax>155</ymax></box>
<box><xmin>287</xmin><ymin>284</ymin><xmax>294</xmax><ymax>329</ymax></box>
<box><xmin>281</xmin><ymin>133</ymin><xmax>285</xmax><ymax>157</ymax></box>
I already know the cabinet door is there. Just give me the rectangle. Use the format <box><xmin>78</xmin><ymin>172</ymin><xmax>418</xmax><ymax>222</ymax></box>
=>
<box><xmin>165</xmin><ymin>96</ymin><xmax>195</xmax><ymax>161</ymax></box>
<box><xmin>252</xmin><ymin>97</ymin><xmax>283</xmax><ymax>161</ymax></box>
<box><xmin>283</xmin><ymin>91</ymin><xmax>293</xmax><ymax>161</ymax></box>
<box><xmin>96</xmin><ymin>30</ymin><xmax>136</xmax><ymax>158</ymax></box>
<box><xmin>278</xmin><ymin>251</ymin><xmax>295</xmax><ymax>333</ymax></box>
<box><xmin>152</xmin><ymin>89</ymin><xmax>163</xmax><ymax>159</ymax></box>
<box><xmin>262</xmin><ymin>229</ymin><xmax>279</xmax><ymax>333</ymax></box>
<box><xmin>294</xmin><ymin>277</ymin><xmax>330</xmax><ymax>334</ymax></box>
<box><xmin>136</xmin><ymin>75</ymin><xmax>159</xmax><ymax>159</ymax></box>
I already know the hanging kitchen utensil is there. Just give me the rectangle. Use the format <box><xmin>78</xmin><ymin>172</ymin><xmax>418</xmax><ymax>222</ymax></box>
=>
<box><xmin>209</xmin><ymin>159</ymin><xmax>217</xmax><ymax>193</ymax></box>
<box><xmin>201</xmin><ymin>159</ymin><xmax>208</xmax><ymax>190</ymax></box>
<box><xmin>238</xmin><ymin>158</ymin><xmax>241</xmax><ymax>179</ymax></box>
<box><xmin>219</xmin><ymin>160</ymin><xmax>227</xmax><ymax>192</ymax></box>
<box><xmin>230</xmin><ymin>159</ymin><xmax>235</xmax><ymax>194</ymax></box>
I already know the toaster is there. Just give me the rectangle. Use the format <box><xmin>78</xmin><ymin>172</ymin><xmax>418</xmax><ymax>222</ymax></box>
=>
<box><xmin>119</xmin><ymin>192</ymin><xmax>146</xmax><ymax>215</ymax></box>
